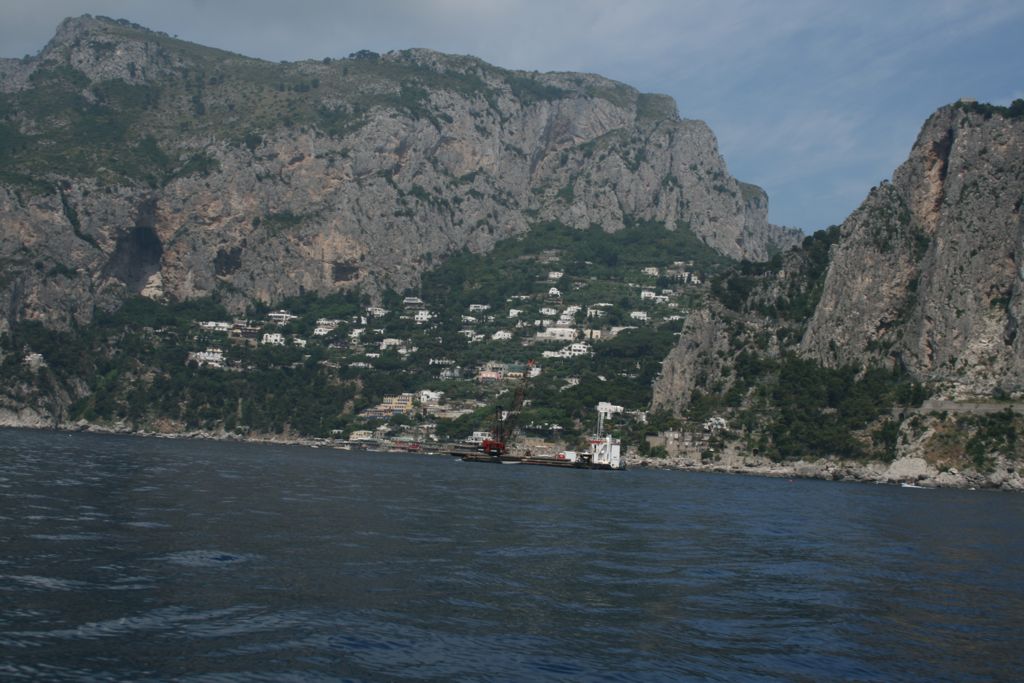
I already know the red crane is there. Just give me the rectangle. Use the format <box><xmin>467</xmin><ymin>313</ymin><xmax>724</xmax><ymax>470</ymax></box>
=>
<box><xmin>478</xmin><ymin>361</ymin><xmax>532</xmax><ymax>457</ymax></box>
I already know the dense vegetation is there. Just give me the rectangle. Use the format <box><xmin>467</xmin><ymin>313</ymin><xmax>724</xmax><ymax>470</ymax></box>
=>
<box><xmin>953</xmin><ymin>98</ymin><xmax>1024</xmax><ymax>121</ymax></box>
<box><xmin>711</xmin><ymin>225</ymin><xmax>840</xmax><ymax>319</ymax></box>
<box><xmin>1</xmin><ymin>219</ymin><xmax>710</xmax><ymax>444</ymax></box>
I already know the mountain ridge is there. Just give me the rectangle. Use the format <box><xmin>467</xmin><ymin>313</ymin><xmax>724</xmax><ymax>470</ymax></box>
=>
<box><xmin>650</xmin><ymin>99</ymin><xmax>1024</xmax><ymax>486</ymax></box>
<box><xmin>0</xmin><ymin>15</ymin><xmax>799</xmax><ymax>333</ymax></box>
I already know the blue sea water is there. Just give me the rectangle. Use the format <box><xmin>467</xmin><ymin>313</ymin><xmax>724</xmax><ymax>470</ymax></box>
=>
<box><xmin>1</xmin><ymin>428</ymin><xmax>1022</xmax><ymax>681</ymax></box>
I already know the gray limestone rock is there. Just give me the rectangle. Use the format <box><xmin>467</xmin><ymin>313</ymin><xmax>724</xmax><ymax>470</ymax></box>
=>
<box><xmin>0</xmin><ymin>16</ymin><xmax>799</xmax><ymax>332</ymax></box>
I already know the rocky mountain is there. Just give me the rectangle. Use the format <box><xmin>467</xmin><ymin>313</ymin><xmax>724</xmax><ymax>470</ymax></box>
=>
<box><xmin>655</xmin><ymin>100</ymin><xmax>1024</xmax><ymax>410</ymax></box>
<box><xmin>0</xmin><ymin>15</ymin><xmax>799</xmax><ymax>333</ymax></box>
<box><xmin>801</xmin><ymin>102</ymin><xmax>1024</xmax><ymax>397</ymax></box>
<box><xmin>650</xmin><ymin>100</ymin><xmax>1024</xmax><ymax>486</ymax></box>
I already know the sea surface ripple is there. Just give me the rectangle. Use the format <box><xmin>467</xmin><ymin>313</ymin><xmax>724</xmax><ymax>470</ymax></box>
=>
<box><xmin>1</xmin><ymin>428</ymin><xmax>1022</xmax><ymax>681</ymax></box>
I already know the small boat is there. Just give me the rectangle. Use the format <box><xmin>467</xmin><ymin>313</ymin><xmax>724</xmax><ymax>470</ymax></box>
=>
<box><xmin>901</xmin><ymin>482</ymin><xmax>929</xmax><ymax>489</ymax></box>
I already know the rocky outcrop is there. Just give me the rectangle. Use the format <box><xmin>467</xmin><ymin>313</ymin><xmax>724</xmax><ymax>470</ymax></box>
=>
<box><xmin>0</xmin><ymin>15</ymin><xmax>799</xmax><ymax>331</ymax></box>
<box><xmin>651</xmin><ymin>307</ymin><xmax>733</xmax><ymax>414</ymax></box>
<box><xmin>801</xmin><ymin>103</ymin><xmax>1024</xmax><ymax>395</ymax></box>
<box><xmin>651</xmin><ymin>101</ymin><xmax>1024</xmax><ymax>481</ymax></box>
<box><xmin>627</xmin><ymin>445</ymin><xmax>1024</xmax><ymax>491</ymax></box>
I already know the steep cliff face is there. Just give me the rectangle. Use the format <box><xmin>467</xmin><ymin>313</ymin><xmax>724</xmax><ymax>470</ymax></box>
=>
<box><xmin>656</xmin><ymin>102</ymin><xmax>1024</xmax><ymax>418</ymax></box>
<box><xmin>0</xmin><ymin>15</ymin><xmax>798</xmax><ymax>331</ymax></box>
<box><xmin>801</xmin><ymin>103</ymin><xmax>1024</xmax><ymax>395</ymax></box>
<box><xmin>650</xmin><ymin>100</ymin><xmax>1024</xmax><ymax>482</ymax></box>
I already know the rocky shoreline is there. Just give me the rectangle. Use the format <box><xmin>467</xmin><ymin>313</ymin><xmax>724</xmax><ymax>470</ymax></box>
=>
<box><xmin>2</xmin><ymin>409</ymin><xmax>1020</xmax><ymax>491</ymax></box>
<box><xmin>626</xmin><ymin>445</ymin><xmax>1024</xmax><ymax>491</ymax></box>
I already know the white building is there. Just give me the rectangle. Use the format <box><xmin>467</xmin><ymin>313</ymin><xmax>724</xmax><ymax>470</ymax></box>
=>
<box><xmin>262</xmin><ymin>333</ymin><xmax>285</xmax><ymax>346</ymax></box>
<box><xmin>640</xmin><ymin>290</ymin><xmax>657</xmax><ymax>300</ymax></box>
<box><xmin>548</xmin><ymin>287</ymin><xmax>562</xmax><ymax>299</ymax></box>
<box><xmin>366</xmin><ymin>307</ymin><xmax>388</xmax><ymax>318</ymax></box>
<box><xmin>468</xmin><ymin>304</ymin><xmax>491</xmax><ymax>312</ymax></box>
<box><xmin>536</xmin><ymin>326</ymin><xmax>577</xmax><ymax>341</ymax></box>
<box><xmin>381</xmin><ymin>338</ymin><xmax>403</xmax><ymax>350</ymax></box>
<box><xmin>565</xmin><ymin>341</ymin><xmax>592</xmax><ymax>357</ymax></box>
<box><xmin>188</xmin><ymin>348</ymin><xmax>225</xmax><ymax>368</ymax></box>
<box><xmin>293</xmin><ymin>337</ymin><xmax>307</xmax><ymax>348</ymax></box>
<box><xmin>509</xmin><ymin>308</ymin><xmax>523</xmax><ymax>319</ymax></box>
<box><xmin>642</xmin><ymin>267</ymin><xmax>660</xmax><ymax>277</ymax></box>
<box><xmin>542</xmin><ymin>342</ymin><xmax>592</xmax><ymax>359</ymax></box>
<box><xmin>267</xmin><ymin>310</ymin><xmax>297</xmax><ymax>325</ymax></box>
<box><xmin>419</xmin><ymin>390</ymin><xmax>444</xmax><ymax>404</ymax></box>
<box><xmin>630</xmin><ymin>311</ymin><xmax>650</xmax><ymax>322</ymax></box>
<box><xmin>704</xmin><ymin>416</ymin><xmax>728</xmax><ymax>433</ymax></box>
<box><xmin>414</xmin><ymin>310</ymin><xmax>433</xmax><ymax>323</ymax></box>
<box><xmin>547</xmin><ymin>270</ymin><xmax>564</xmax><ymax>280</ymax></box>
<box><xmin>597</xmin><ymin>401</ymin><xmax>625</xmax><ymax>418</ymax></box>
<box><xmin>492</xmin><ymin>330</ymin><xmax>513</xmax><ymax>341</ymax></box>
<box><xmin>540</xmin><ymin>307</ymin><xmax>558</xmax><ymax>317</ymax></box>
<box><xmin>199</xmin><ymin>321</ymin><xmax>232</xmax><ymax>333</ymax></box>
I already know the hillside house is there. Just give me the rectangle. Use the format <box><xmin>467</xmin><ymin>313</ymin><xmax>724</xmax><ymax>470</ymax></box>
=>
<box><xmin>188</xmin><ymin>348</ymin><xmax>225</xmax><ymax>368</ymax></box>
<box><xmin>492</xmin><ymin>330</ymin><xmax>513</xmax><ymax>341</ymax></box>
<box><xmin>704</xmin><ymin>416</ymin><xmax>728</xmax><ymax>432</ymax></box>
<box><xmin>402</xmin><ymin>297</ymin><xmax>426</xmax><ymax>309</ymax></box>
<box><xmin>361</xmin><ymin>393</ymin><xmax>417</xmax><ymax>419</ymax></box>
<box><xmin>267</xmin><ymin>310</ymin><xmax>297</xmax><ymax>325</ymax></box>
<box><xmin>261</xmin><ymin>332</ymin><xmax>285</xmax><ymax>346</ymax></box>
<box><xmin>199</xmin><ymin>321</ymin><xmax>232</xmax><ymax>333</ymax></box>
<box><xmin>348</xmin><ymin>430</ymin><xmax>376</xmax><ymax>442</ymax></box>
<box><xmin>476</xmin><ymin>366</ymin><xmax>504</xmax><ymax>381</ymax></box>
<box><xmin>536</xmin><ymin>326</ymin><xmax>577</xmax><ymax>341</ymax></box>
<box><xmin>468</xmin><ymin>304</ymin><xmax>491</xmax><ymax>312</ymax></box>
<box><xmin>438</xmin><ymin>366</ymin><xmax>462</xmax><ymax>380</ymax></box>
<box><xmin>229</xmin><ymin>323</ymin><xmax>261</xmax><ymax>342</ymax></box>
<box><xmin>542</xmin><ymin>341</ymin><xmax>592</xmax><ymax>358</ymax></box>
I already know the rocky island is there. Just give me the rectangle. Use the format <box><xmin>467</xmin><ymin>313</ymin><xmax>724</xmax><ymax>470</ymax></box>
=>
<box><xmin>1</xmin><ymin>16</ymin><xmax>1022</xmax><ymax>490</ymax></box>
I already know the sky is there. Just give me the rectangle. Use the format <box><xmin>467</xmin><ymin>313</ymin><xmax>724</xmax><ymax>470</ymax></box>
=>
<box><xmin>1</xmin><ymin>1</ymin><xmax>1022</xmax><ymax>232</ymax></box>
